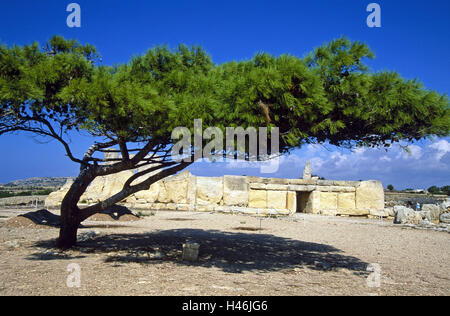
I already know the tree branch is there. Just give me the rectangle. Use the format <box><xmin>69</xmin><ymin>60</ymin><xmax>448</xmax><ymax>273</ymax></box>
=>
<box><xmin>79</xmin><ymin>161</ymin><xmax>193</xmax><ymax>221</ymax></box>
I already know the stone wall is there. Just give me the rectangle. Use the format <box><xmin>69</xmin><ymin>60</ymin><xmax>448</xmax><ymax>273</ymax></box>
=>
<box><xmin>45</xmin><ymin>171</ymin><xmax>385</xmax><ymax>217</ymax></box>
<box><xmin>385</xmin><ymin>192</ymin><xmax>447</xmax><ymax>207</ymax></box>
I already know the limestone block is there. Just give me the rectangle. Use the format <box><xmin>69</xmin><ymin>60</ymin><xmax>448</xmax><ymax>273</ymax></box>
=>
<box><xmin>125</xmin><ymin>195</ymin><xmax>137</xmax><ymax>204</ymax></box>
<box><xmin>303</xmin><ymin>161</ymin><xmax>311</xmax><ymax>180</ymax></box>
<box><xmin>187</xmin><ymin>174</ymin><xmax>197</xmax><ymax>210</ymax></box>
<box><xmin>266</xmin><ymin>184</ymin><xmax>289</xmax><ymax>191</ymax></box>
<box><xmin>196</xmin><ymin>177</ymin><xmax>223</xmax><ymax>205</ymax></box>
<box><xmin>267</xmin><ymin>191</ymin><xmax>287</xmax><ymax>209</ymax></box>
<box><xmin>306</xmin><ymin>191</ymin><xmax>321</xmax><ymax>214</ymax></box>
<box><xmin>369</xmin><ymin>209</ymin><xmax>390</xmax><ymax>217</ymax></box>
<box><xmin>331</xmin><ymin>186</ymin><xmax>356</xmax><ymax>192</ymax></box>
<box><xmin>247</xmin><ymin>177</ymin><xmax>265</xmax><ymax>183</ymax></box>
<box><xmin>288</xmin><ymin>179</ymin><xmax>318</xmax><ymax>185</ymax></box>
<box><xmin>338</xmin><ymin>193</ymin><xmax>356</xmax><ymax>209</ymax></box>
<box><xmin>249</xmin><ymin>189</ymin><xmax>267</xmax><ymax>208</ymax></box>
<box><xmin>320</xmin><ymin>192</ymin><xmax>338</xmax><ymax>210</ymax></box>
<box><xmin>45</xmin><ymin>179</ymin><xmax>73</xmax><ymax>207</ymax></box>
<box><xmin>356</xmin><ymin>181</ymin><xmax>385</xmax><ymax>211</ymax></box>
<box><xmin>277</xmin><ymin>209</ymin><xmax>291</xmax><ymax>216</ymax></box>
<box><xmin>165</xmin><ymin>178</ymin><xmax>188</xmax><ymax>204</ymax></box>
<box><xmin>317</xmin><ymin>180</ymin><xmax>335</xmax><ymax>186</ymax></box>
<box><xmin>196</xmin><ymin>204</ymin><xmax>215</xmax><ymax>212</ymax></box>
<box><xmin>337</xmin><ymin>208</ymin><xmax>370</xmax><ymax>216</ymax></box>
<box><xmin>249</xmin><ymin>183</ymin><xmax>267</xmax><ymax>190</ymax></box>
<box><xmin>333</xmin><ymin>181</ymin><xmax>360</xmax><ymax>187</ymax></box>
<box><xmin>134</xmin><ymin>181</ymin><xmax>161</xmax><ymax>203</ymax></box>
<box><xmin>394</xmin><ymin>206</ymin><xmax>422</xmax><ymax>224</ymax></box>
<box><xmin>165</xmin><ymin>203</ymin><xmax>177</xmax><ymax>210</ymax></box>
<box><xmin>287</xmin><ymin>191</ymin><xmax>297</xmax><ymax>213</ymax></box>
<box><xmin>84</xmin><ymin>176</ymin><xmax>106</xmax><ymax>202</ymax></box>
<box><xmin>176</xmin><ymin>204</ymin><xmax>190</xmax><ymax>211</ymax></box>
<box><xmin>223</xmin><ymin>176</ymin><xmax>249</xmax><ymax>207</ymax></box>
<box><xmin>287</xmin><ymin>185</ymin><xmax>316</xmax><ymax>192</ymax></box>
<box><xmin>320</xmin><ymin>209</ymin><xmax>338</xmax><ymax>216</ymax></box>
<box><xmin>156</xmin><ymin>182</ymin><xmax>171</xmax><ymax>203</ymax></box>
<box><xmin>422</xmin><ymin>204</ymin><xmax>442</xmax><ymax>221</ymax></box>
<box><xmin>103</xmin><ymin>170</ymin><xmax>133</xmax><ymax>198</ymax></box>
<box><xmin>268</xmin><ymin>178</ymin><xmax>290</xmax><ymax>185</ymax></box>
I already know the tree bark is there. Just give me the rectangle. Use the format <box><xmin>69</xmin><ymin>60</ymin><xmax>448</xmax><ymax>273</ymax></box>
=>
<box><xmin>55</xmin><ymin>160</ymin><xmax>192</xmax><ymax>250</ymax></box>
<box><xmin>56</xmin><ymin>168</ymin><xmax>95</xmax><ymax>250</ymax></box>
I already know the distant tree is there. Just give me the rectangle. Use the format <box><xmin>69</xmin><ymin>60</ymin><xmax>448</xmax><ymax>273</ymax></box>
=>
<box><xmin>387</xmin><ymin>184</ymin><xmax>394</xmax><ymax>191</ymax></box>
<box><xmin>440</xmin><ymin>186</ymin><xmax>450</xmax><ymax>196</ymax></box>
<box><xmin>1</xmin><ymin>36</ymin><xmax>449</xmax><ymax>249</ymax></box>
<box><xmin>428</xmin><ymin>186</ymin><xmax>441</xmax><ymax>194</ymax></box>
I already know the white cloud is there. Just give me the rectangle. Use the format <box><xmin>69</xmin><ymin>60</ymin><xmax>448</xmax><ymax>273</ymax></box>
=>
<box><xmin>189</xmin><ymin>139</ymin><xmax>450</xmax><ymax>189</ymax></box>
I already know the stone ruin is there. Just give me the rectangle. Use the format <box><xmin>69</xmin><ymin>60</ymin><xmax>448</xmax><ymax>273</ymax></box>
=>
<box><xmin>46</xmin><ymin>153</ymin><xmax>385</xmax><ymax>217</ymax></box>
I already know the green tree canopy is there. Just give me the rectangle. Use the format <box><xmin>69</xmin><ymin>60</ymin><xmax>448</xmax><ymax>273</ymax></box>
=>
<box><xmin>1</xmin><ymin>36</ymin><xmax>449</xmax><ymax>248</ymax></box>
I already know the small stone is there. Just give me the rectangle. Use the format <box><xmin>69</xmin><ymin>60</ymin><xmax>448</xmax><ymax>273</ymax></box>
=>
<box><xmin>394</xmin><ymin>206</ymin><xmax>422</xmax><ymax>225</ymax></box>
<box><xmin>4</xmin><ymin>240</ymin><xmax>21</xmax><ymax>249</ymax></box>
<box><xmin>440</xmin><ymin>213</ymin><xmax>450</xmax><ymax>224</ymax></box>
<box><xmin>182</xmin><ymin>241</ymin><xmax>200</xmax><ymax>262</ymax></box>
<box><xmin>314</xmin><ymin>261</ymin><xmax>331</xmax><ymax>271</ymax></box>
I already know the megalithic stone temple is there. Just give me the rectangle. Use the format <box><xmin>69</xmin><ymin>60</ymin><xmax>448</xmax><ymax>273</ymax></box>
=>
<box><xmin>46</xmin><ymin>155</ymin><xmax>385</xmax><ymax>217</ymax></box>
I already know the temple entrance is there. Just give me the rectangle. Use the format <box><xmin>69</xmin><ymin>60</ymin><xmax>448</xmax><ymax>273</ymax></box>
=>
<box><xmin>296</xmin><ymin>191</ymin><xmax>312</xmax><ymax>213</ymax></box>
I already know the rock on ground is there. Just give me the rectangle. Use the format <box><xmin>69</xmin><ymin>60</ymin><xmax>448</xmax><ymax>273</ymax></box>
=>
<box><xmin>393</xmin><ymin>206</ymin><xmax>422</xmax><ymax>225</ymax></box>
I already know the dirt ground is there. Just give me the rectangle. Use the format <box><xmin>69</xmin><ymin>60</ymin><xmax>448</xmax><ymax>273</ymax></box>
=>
<box><xmin>0</xmin><ymin>209</ymin><xmax>449</xmax><ymax>296</ymax></box>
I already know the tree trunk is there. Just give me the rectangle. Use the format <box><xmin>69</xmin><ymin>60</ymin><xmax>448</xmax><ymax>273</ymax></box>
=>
<box><xmin>56</xmin><ymin>169</ymin><xmax>95</xmax><ymax>250</ymax></box>
<box><xmin>56</xmin><ymin>203</ymin><xmax>80</xmax><ymax>250</ymax></box>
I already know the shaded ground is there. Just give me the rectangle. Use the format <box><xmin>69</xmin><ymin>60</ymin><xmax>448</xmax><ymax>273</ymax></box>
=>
<box><xmin>3</xmin><ymin>206</ymin><xmax>139</xmax><ymax>229</ymax></box>
<box><xmin>0</xmin><ymin>210</ymin><xmax>449</xmax><ymax>296</ymax></box>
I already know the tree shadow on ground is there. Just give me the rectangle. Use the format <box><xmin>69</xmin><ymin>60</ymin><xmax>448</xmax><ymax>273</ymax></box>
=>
<box><xmin>33</xmin><ymin>228</ymin><xmax>370</xmax><ymax>275</ymax></box>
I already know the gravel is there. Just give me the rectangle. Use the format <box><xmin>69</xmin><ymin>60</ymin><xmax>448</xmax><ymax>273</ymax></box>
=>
<box><xmin>0</xmin><ymin>209</ymin><xmax>448</xmax><ymax>296</ymax></box>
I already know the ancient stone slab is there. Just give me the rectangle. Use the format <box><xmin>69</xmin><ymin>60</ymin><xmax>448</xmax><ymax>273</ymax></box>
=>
<box><xmin>306</xmin><ymin>191</ymin><xmax>321</xmax><ymax>214</ymax></box>
<box><xmin>267</xmin><ymin>191</ymin><xmax>287</xmax><ymax>209</ymax></box>
<box><xmin>268</xmin><ymin>178</ymin><xmax>290</xmax><ymax>185</ymax></box>
<box><xmin>249</xmin><ymin>183</ymin><xmax>267</xmax><ymax>190</ymax></box>
<box><xmin>196</xmin><ymin>177</ymin><xmax>223</xmax><ymax>205</ymax></box>
<box><xmin>369</xmin><ymin>209</ymin><xmax>390</xmax><ymax>217</ymax></box>
<box><xmin>134</xmin><ymin>181</ymin><xmax>161</xmax><ymax>203</ymax></box>
<box><xmin>338</xmin><ymin>192</ymin><xmax>356</xmax><ymax>209</ymax></box>
<box><xmin>265</xmin><ymin>184</ymin><xmax>289</xmax><ymax>191</ymax></box>
<box><xmin>246</xmin><ymin>176</ymin><xmax>265</xmax><ymax>183</ymax></box>
<box><xmin>156</xmin><ymin>182</ymin><xmax>171</xmax><ymax>203</ymax></box>
<box><xmin>187</xmin><ymin>174</ymin><xmax>197</xmax><ymax>211</ymax></box>
<box><xmin>440</xmin><ymin>213</ymin><xmax>450</xmax><ymax>224</ymax></box>
<box><xmin>422</xmin><ymin>204</ymin><xmax>442</xmax><ymax>221</ymax></box>
<box><xmin>317</xmin><ymin>180</ymin><xmax>335</xmax><ymax>186</ymax></box>
<box><xmin>333</xmin><ymin>181</ymin><xmax>360</xmax><ymax>187</ymax></box>
<box><xmin>394</xmin><ymin>206</ymin><xmax>422</xmax><ymax>224</ymax></box>
<box><xmin>337</xmin><ymin>208</ymin><xmax>370</xmax><ymax>216</ymax></box>
<box><xmin>330</xmin><ymin>186</ymin><xmax>356</xmax><ymax>192</ymax></box>
<box><xmin>288</xmin><ymin>179</ymin><xmax>318</xmax><ymax>185</ymax></box>
<box><xmin>287</xmin><ymin>185</ymin><xmax>316</xmax><ymax>192</ymax></box>
<box><xmin>223</xmin><ymin>176</ymin><xmax>249</xmax><ymax>206</ymax></box>
<box><xmin>355</xmin><ymin>181</ymin><xmax>384</xmax><ymax>211</ymax></box>
<box><xmin>248</xmin><ymin>189</ymin><xmax>267</xmax><ymax>208</ymax></box>
<box><xmin>286</xmin><ymin>191</ymin><xmax>297</xmax><ymax>213</ymax></box>
<box><xmin>303</xmin><ymin>161</ymin><xmax>311</xmax><ymax>180</ymax></box>
<box><xmin>45</xmin><ymin>179</ymin><xmax>73</xmax><ymax>207</ymax></box>
<box><xmin>102</xmin><ymin>170</ymin><xmax>133</xmax><ymax>198</ymax></box>
<box><xmin>320</xmin><ymin>209</ymin><xmax>338</xmax><ymax>216</ymax></box>
<box><xmin>320</xmin><ymin>192</ymin><xmax>338</xmax><ymax>210</ymax></box>
<box><xmin>165</xmin><ymin>177</ymin><xmax>188</xmax><ymax>204</ymax></box>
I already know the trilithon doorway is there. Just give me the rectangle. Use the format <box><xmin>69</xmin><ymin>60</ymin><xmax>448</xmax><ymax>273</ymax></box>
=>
<box><xmin>296</xmin><ymin>191</ymin><xmax>312</xmax><ymax>213</ymax></box>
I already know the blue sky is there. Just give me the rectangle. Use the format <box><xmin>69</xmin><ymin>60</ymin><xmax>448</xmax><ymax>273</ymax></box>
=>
<box><xmin>0</xmin><ymin>0</ymin><xmax>449</xmax><ymax>189</ymax></box>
